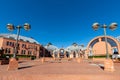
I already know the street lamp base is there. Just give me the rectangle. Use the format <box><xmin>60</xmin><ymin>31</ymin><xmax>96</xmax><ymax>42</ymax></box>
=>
<box><xmin>41</xmin><ymin>57</ymin><xmax>45</xmax><ymax>63</ymax></box>
<box><xmin>77</xmin><ymin>58</ymin><xmax>81</xmax><ymax>63</ymax></box>
<box><xmin>104</xmin><ymin>59</ymin><xmax>115</xmax><ymax>72</ymax></box>
<box><xmin>7</xmin><ymin>58</ymin><xmax>18</xmax><ymax>71</ymax></box>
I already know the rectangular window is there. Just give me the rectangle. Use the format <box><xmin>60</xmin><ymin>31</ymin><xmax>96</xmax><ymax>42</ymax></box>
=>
<box><xmin>5</xmin><ymin>48</ymin><xmax>11</xmax><ymax>54</ymax></box>
<box><xmin>24</xmin><ymin>50</ymin><xmax>26</xmax><ymax>54</ymax></box>
<box><xmin>21</xmin><ymin>50</ymin><xmax>26</xmax><ymax>55</ymax></box>
<box><xmin>21</xmin><ymin>50</ymin><xmax>23</xmax><ymax>54</ymax></box>
<box><xmin>9</xmin><ymin>42</ymin><xmax>12</xmax><ymax>46</ymax></box>
<box><xmin>6</xmin><ymin>41</ymin><xmax>9</xmax><ymax>46</ymax></box>
<box><xmin>22</xmin><ymin>44</ymin><xmax>26</xmax><ymax>48</ymax></box>
<box><xmin>12</xmin><ymin>42</ymin><xmax>15</xmax><ymax>47</ymax></box>
<box><xmin>28</xmin><ymin>51</ymin><xmax>32</xmax><ymax>55</ymax></box>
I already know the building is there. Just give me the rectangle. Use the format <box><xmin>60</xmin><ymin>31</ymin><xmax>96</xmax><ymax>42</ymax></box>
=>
<box><xmin>86</xmin><ymin>36</ymin><xmax>120</xmax><ymax>56</ymax></box>
<box><xmin>44</xmin><ymin>43</ymin><xmax>59</xmax><ymax>57</ymax></box>
<box><xmin>49</xmin><ymin>43</ymin><xmax>85</xmax><ymax>58</ymax></box>
<box><xmin>65</xmin><ymin>43</ymin><xmax>84</xmax><ymax>58</ymax></box>
<box><xmin>0</xmin><ymin>33</ymin><xmax>42</xmax><ymax>58</ymax></box>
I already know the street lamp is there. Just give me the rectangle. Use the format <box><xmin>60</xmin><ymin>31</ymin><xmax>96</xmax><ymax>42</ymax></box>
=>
<box><xmin>92</xmin><ymin>22</ymin><xmax>117</xmax><ymax>59</ymax></box>
<box><xmin>7</xmin><ymin>23</ymin><xmax>31</xmax><ymax>58</ymax></box>
<box><xmin>7</xmin><ymin>23</ymin><xmax>30</xmax><ymax>70</ymax></box>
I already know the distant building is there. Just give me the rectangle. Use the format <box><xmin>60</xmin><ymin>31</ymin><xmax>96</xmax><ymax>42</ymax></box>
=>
<box><xmin>50</xmin><ymin>43</ymin><xmax>84</xmax><ymax>58</ymax></box>
<box><xmin>0</xmin><ymin>33</ymin><xmax>42</xmax><ymax>58</ymax></box>
<box><xmin>44</xmin><ymin>43</ymin><xmax>58</xmax><ymax>57</ymax></box>
<box><xmin>65</xmin><ymin>44</ymin><xmax>83</xmax><ymax>58</ymax></box>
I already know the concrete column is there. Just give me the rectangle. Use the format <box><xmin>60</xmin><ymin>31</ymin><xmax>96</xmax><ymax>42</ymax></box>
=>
<box><xmin>64</xmin><ymin>51</ymin><xmax>67</xmax><ymax>58</ymax></box>
<box><xmin>76</xmin><ymin>52</ymin><xmax>79</xmax><ymax>58</ymax></box>
<box><xmin>57</xmin><ymin>51</ymin><xmax>60</xmax><ymax>58</ymax></box>
<box><xmin>70</xmin><ymin>51</ymin><xmax>73</xmax><ymax>58</ymax></box>
<box><xmin>104</xmin><ymin>59</ymin><xmax>115</xmax><ymax>72</ymax></box>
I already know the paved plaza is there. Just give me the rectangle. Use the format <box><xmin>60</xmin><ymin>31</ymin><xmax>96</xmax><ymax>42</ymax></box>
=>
<box><xmin>0</xmin><ymin>58</ymin><xmax>120</xmax><ymax>80</ymax></box>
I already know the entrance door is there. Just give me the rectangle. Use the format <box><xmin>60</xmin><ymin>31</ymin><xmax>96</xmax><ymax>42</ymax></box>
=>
<box><xmin>60</xmin><ymin>49</ymin><xmax>64</xmax><ymax>58</ymax></box>
<box><xmin>73</xmin><ymin>51</ymin><xmax>76</xmax><ymax>58</ymax></box>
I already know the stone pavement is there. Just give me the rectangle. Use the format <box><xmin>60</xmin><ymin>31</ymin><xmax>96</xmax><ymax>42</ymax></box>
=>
<box><xmin>0</xmin><ymin>58</ymin><xmax>120</xmax><ymax>80</ymax></box>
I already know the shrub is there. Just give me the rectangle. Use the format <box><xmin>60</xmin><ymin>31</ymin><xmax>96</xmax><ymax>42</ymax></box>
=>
<box><xmin>0</xmin><ymin>54</ymin><xmax>36</xmax><ymax>60</ymax></box>
<box><xmin>88</xmin><ymin>55</ymin><xmax>112</xmax><ymax>59</ymax></box>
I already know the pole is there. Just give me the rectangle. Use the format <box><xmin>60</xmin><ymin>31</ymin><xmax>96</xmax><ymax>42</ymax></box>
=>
<box><xmin>13</xmin><ymin>26</ymin><xmax>21</xmax><ymax>58</ymax></box>
<box><xmin>43</xmin><ymin>47</ymin><xmax>45</xmax><ymax>58</ymax></box>
<box><xmin>103</xmin><ymin>26</ymin><xmax>109</xmax><ymax>59</ymax></box>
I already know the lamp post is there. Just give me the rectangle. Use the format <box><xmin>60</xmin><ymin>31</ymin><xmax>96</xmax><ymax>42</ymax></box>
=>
<box><xmin>7</xmin><ymin>23</ymin><xmax>30</xmax><ymax>70</ymax></box>
<box><xmin>92</xmin><ymin>22</ymin><xmax>117</xmax><ymax>59</ymax></box>
<box><xmin>41</xmin><ymin>45</ymin><xmax>45</xmax><ymax>63</ymax></box>
<box><xmin>7</xmin><ymin>23</ymin><xmax>31</xmax><ymax>58</ymax></box>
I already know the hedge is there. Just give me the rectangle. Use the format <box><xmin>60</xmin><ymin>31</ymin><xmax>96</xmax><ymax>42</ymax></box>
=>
<box><xmin>88</xmin><ymin>55</ymin><xmax>112</xmax><ymax>59</ymax></box>
<box><xmin>0</xmin><ymin>54</ymin><xmax>36</xmax><ymax>60</ymax></box>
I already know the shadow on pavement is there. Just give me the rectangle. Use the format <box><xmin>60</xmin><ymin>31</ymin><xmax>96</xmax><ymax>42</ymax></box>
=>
<box><xmin>18</xmin><ymin>65</ymin><xmax>34</xmax><ymax>70</ymax></box>
<box><xmin>99</xmin><ymin>65</ymin><xmax>104</xmax><ymax>70</ymax></box>
<box><xmin>18</xmin><ymin>61</ymin><xmax>26</xmax><ymax>63</ymax></box>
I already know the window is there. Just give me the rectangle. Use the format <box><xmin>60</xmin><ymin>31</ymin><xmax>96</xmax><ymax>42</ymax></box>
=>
<box><xmin>9</xmin><ymin>42</ymin><xmax>12</xmax><ymax>46</ymax></box>
<box><xmin>6</xmin><ymin>41</ymin><xmax>10</xmax><ymax>46</ymax></box>
<box><xmin>6</xmin><ymin>41</ymin><xmax>15</xmax><ymax>47</ymax></box>
<box><xmin>21</xmin><ymin>50</ymin><xmax>26</xmax><ymax>55</ymax></box>
<box><xmin>16</xmin><ymin>50</ymin><xmax>19</xmax><ymax>54</ymax></box>
<box><xmin>28</xmin><ymin>51</ymin><xmax>32</xmax><ymax>55</ymax></box>
<box><xmin>101</xmin><ymin>37</ymin><xmax>117</xmax><ymax>47</ymax></box>
<box><xmin>5</xmin><ymin>48</ymin><xmax>11</xmax><ymax>54</ymax></box>
<box><xmin>11</xmin><ymin>42</ymin><xmax>15</xmax><ymax>47</ymax></box>
<box><xmin>22</xmin><ymin>44</ymin><xmax>26</xmax><ymax>48</ymax></box>
<box><xmin>90</xmin><ymin>39</ymin><xmax>99</xmax><ymax>48</ymax></box>
<box><xmin>34</xmin><ymin>46</ymin><xmax>37</xmax><ymax>50</ymax></box>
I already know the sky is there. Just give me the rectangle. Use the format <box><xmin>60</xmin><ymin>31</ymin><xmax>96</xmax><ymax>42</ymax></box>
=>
<box><xmin>0</xmin><ymin>0</ymin><xmax>120</xmax><ymax>48</ymax></box>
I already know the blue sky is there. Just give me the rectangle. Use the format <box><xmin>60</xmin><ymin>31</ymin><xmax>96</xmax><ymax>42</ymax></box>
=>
<box><xmin>0</xmin><ymin>0</ymin><xmax>120</xmax><ymax>48</ymax></box>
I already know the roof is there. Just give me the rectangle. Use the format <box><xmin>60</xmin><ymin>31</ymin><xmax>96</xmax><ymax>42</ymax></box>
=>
<box><xmin>0</xmin><ymin>33</ymin><xmax>39</xmax><ymax>44</ymax></box>
<box><xmin>44</xmin><ymin>45</ymin><xmax>58</xmax><ymax>51</ymax></box>
<box><xmin>66</xmin><ymin>45</ymin><xmax>83</xmax><ymax>52</ymax></box>
<box><xmin>116</xmin><ymin>36</ymin><xmax>120</xmax><ymax>42</ymax></box>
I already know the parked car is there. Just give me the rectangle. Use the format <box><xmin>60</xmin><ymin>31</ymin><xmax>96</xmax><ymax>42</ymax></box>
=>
<box><xmin>112</xmin><ymin>52</ymin><xmax>120</xmax><ymax>59</ymax></box>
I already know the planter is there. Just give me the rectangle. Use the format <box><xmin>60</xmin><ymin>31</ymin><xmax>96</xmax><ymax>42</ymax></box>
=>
<box><xmin>0</xmin><ymin>59</ymin><xmax>9</xmax><ymax>65</ymax></box>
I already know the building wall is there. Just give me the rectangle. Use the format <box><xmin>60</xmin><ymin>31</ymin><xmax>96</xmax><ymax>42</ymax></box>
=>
<box><xmin>92</xmin><ymin>41</ymin><xmax>112</xmax><ymax>55</ymax></box>
<box><xmin>0</xmin><ymin>37</ymin><xmax>41</xmax><ymax>58</ymax></box>
<box><xmin>0</xmin><ymin>38</ymin><xmax>4</xmax><ymax>48</ymax></box>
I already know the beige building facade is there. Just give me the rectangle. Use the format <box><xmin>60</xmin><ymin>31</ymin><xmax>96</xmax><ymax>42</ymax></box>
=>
<box><xmin>0</xmin><ymin>34</ymin><xmax>41</xmax><ymax>58</ymax></box>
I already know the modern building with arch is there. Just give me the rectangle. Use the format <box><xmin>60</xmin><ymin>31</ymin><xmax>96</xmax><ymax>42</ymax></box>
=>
<box><xmin>86</xmin><ymin>36</ymin><xmax>120</xmax><ymax>56</ymax></box>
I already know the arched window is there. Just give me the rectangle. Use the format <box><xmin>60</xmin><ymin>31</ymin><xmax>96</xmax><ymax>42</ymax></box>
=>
<box><xmin>89</xmin><ymin>38</ymin><xmax>99</xmax><ymax>48</ymax></box>
<box><xmin>101</xmin><ymin>37</ymin><xmax>117</xmax><ymax>47</ymax></box>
